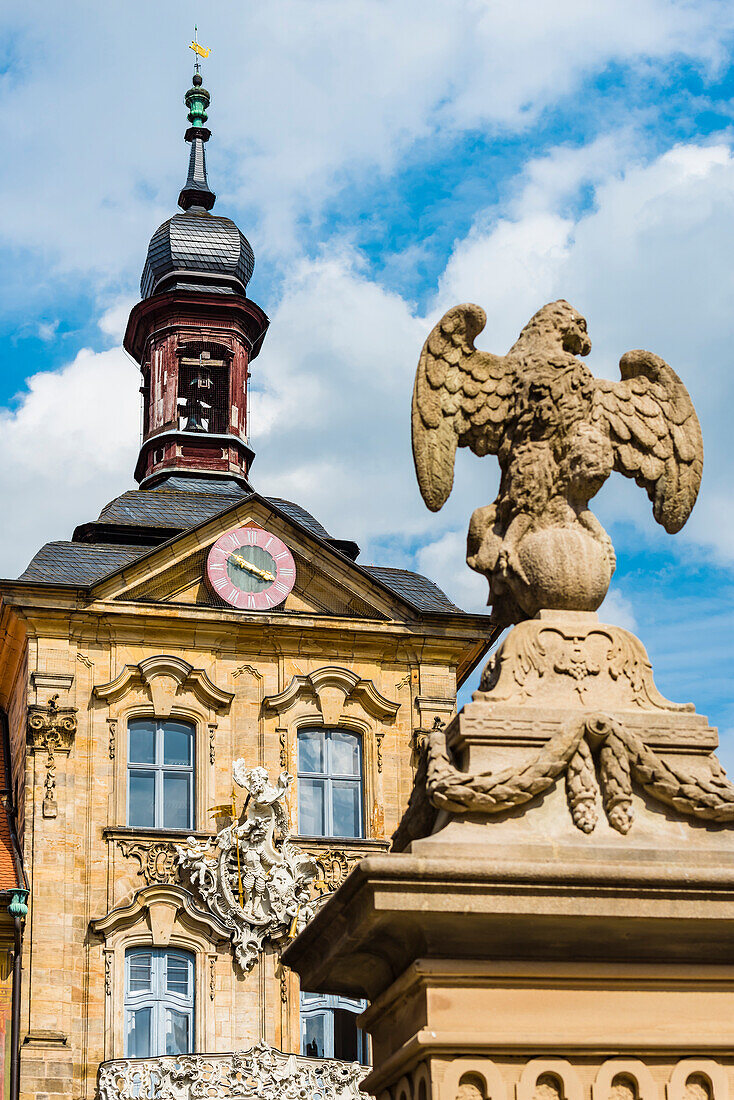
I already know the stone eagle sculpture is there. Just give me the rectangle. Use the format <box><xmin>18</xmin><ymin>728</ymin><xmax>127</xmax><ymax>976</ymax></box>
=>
<box><xmin>412</xmin><ymin>300</ymin><xmax>703</xmax><ymax>626</ymax></box>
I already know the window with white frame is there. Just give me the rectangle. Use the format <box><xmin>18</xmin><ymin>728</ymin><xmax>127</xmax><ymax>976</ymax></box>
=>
<box><xmin>297</xmin><ymin>728</ymin><xmax>363</xmax><ymax>839</ymax></box>
<box><xmin>127</xmin><ymin>718</ymin><xmax>195</xmax><ymax>830</ymax></box>
<box><xmin>300</xmin><ymin>991</ymin><xmax>369</xmax><ymax>1064</ymax></box>
<box><xmin>125</xmin><ymin>947</ymin><xmax>194</xmax><ymax>1058</ymax></box>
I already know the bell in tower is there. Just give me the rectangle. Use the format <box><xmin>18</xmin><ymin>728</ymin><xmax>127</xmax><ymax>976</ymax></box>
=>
<box><xmin>124</xmin><ymin>69</ymin><xmax>269</xmax><ymax>489</ymax></box>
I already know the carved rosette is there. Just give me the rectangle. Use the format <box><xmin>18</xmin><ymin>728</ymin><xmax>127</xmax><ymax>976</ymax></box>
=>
<box><xmin>27</xmin><ymin>695</ymin><xmax>78</xmax><ymax>818</ymax></box>
<box><xmin>175</xmin><ymin>763</ymin><xmax>317</xmax><ymax>973</ymax></box>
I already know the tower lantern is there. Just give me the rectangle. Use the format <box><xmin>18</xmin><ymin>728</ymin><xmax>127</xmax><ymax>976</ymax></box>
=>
<box><xmin>124</xmin><ymin>66</ymin><xmax>268</xmax><ymax>489</ymax></box>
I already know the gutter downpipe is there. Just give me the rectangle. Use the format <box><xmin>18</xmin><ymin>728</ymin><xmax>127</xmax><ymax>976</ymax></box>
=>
<box><xmin>8</xmin><ymin>890</ymin><xmax>27</xmax><ymax>1100</ymax></box>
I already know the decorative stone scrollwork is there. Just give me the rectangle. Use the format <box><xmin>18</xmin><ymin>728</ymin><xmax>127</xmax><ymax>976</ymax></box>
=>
<box><xmin>94</xmin><ymin>655</ymin><xmax>233</xmax><ymax>718</ymax></box>
<box><xmin>312</xmin><ymin>849</ymin><xmax>350</xmax><ymax>897</ymax></box>
<box><xmin>27</xmin><ymin>694</ymin><xmax>78</xmax><ymax>818</ymax></box>
<box><xmin>175</xmin><ymin>763</ymin><xmax>317</xmax><ymax>973</ymax></box>
<box><xmin>477</xmin><ymin>615</ymin><xmax>692</xmax><ymax>713</ymax></box>
<box><xmin>264</xmin><ymin>665</ymin><xmax>399</xmax><ymax>728</ymax></box>
<box><xmin>96</xmin><ymin>1041</ymin><xmax>370</xmax><ymax>1100</ymax></box>
<box><xmin>117</xmin><ymin>839</ymin><xmax>179</xmax><ymax>886</ymax></box>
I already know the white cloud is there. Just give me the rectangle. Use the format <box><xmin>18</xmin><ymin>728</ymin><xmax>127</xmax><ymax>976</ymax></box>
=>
<box><xmin>598</xmin><ymin>587</ymin><xmax>638</xmax><ymax>633</ymax></box>
<box><xmin>436</xmin><ymin>139</ymin><xmax>734</xmax><ymax>562</ymax></box>
<box><xmin>2</xmin><ymin>0</ymin><xmax>734</xmax><ymax>289</ymax></box>
<box><xmin>0</xmin><ymin>342</ymin><xmax>139</xmax><ymax>577</ymax></box>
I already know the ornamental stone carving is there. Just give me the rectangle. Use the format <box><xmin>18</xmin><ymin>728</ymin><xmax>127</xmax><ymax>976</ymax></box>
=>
<box><xmin>175</xmin><ymin>763</ymin><xmax>317</xmax><ymax>973</ymax></box>
<box><xmin>27</xmin><ymin>694</ymin><xmax>78</xmax><ymax>818</ymax></box>
<box><xmin>94</xmin><ymin>655</ymin><xmax>233</xmax><ymax>717</ymax></box>
<box><xmin>264</xmin><ymin>665</ymin><xmax>399</xmax><ymax>727</ymax></box>
<box><xmin>412</xmin><ymin>300</ymin><xmax>703</xmax><ymax>627</ymax></box>
<box><xmin>117</xmin><ymin>839</ymin><xmax>179</xmax><ymax>886</ymax></box>
<box><xmin>96</xmin><ymin>1041</ymin><xmax>370</xmax><ymax>1100</ymax></box>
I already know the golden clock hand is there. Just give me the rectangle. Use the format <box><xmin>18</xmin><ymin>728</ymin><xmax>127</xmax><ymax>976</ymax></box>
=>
<box><xmin>228</xmin><ymin>554</ymin><xmax>276</xmax><ymax>583</ymax></box>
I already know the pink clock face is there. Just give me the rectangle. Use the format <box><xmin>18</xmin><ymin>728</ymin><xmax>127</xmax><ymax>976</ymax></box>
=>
<box><xmin>206</xmin><ymin>527</ymin><xmax>296</xmax><ymax>610</ymax></box>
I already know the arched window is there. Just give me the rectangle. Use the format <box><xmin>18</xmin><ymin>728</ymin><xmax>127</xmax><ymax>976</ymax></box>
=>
<box><xmin>297</xmin><ymin>728</ymin><xmax>363</xmax><ymax>838</ymax></box>
<box><xmin>128</xmin><ymin>719</ymin><xmax>194</xmax><ymax>830</ymax></box>
<box><xmin>125</xmin><ymin>947</ymin><xmax>194</xmax><ymax>1058</ymax></box>
<box><xmin>300</xmin><ymin>991</ymin><xmax>368</xmax><ymax>1065</ymax></box>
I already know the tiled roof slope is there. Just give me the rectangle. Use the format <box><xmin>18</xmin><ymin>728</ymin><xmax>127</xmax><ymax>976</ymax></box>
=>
<box><xmin>95</xmin><ymin>487</ymin><xmax>330</xmax><ymax>541</ymax></box>
<box><xmin>17</xmin><ymin>481</ymin><xmax>465</xmax><ymax>614</ymax></box>
<box><xmin>19</xmin><ymin>543</ymin><xmax>156</xmax><ymax>586</ymax></box>
<box><xmin>365</xmin><ymin>567</ymin><xmax>463</xmax><ymax>614</ymax></box>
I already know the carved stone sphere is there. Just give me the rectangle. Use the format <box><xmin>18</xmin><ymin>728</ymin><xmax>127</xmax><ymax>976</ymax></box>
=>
<box><xmin>516</xmin><ymin>526</ymin><xmax>613</xmax><ymax>615</ymax></box>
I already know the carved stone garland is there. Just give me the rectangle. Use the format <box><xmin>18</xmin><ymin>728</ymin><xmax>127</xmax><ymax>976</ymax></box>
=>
<box><xmin>27</xmin><ymin>695</ymin><xmax>78</xmax><ymax>818</ymax></box>
<box><xmin>175</xmin><ymin>763</ymin><xmax>317</xmax><ymax>973</ymax></box>
<box><xmin>394</xmin><ymin>713</ymin><xmax>734</xmax><ymax>850</ymax></box>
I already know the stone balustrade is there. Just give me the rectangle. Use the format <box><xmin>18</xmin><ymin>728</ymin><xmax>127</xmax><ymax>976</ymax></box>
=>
<box><xmin>96</xmin><ymin>1041</ymin><xmax>371</xmax><ymax>1100</ymax></box>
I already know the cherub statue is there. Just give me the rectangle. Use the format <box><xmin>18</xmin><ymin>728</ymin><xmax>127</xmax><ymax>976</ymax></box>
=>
<box><xmin>412</xmin><ymin>300</ymin><xmax>703</xmax><ymax>626</ymax></box>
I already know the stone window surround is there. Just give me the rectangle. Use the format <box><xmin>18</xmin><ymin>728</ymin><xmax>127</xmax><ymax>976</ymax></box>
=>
<box><xmin>91</xmin><ymin>884</ymin><xmax>229</xmax><ymax>1062</ymax></box>
<box><xmin>94</xmin><ymin>656</ymin><xmax>233</xmax><ymax>833</ymax></box>
<box><xmin>262</xmin><ymin>665</ymin><xmax>400</xmax><ymax>840</ymax></box>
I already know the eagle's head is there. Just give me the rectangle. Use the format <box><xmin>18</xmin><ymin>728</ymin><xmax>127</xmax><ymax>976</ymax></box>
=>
<box><xmin>517</xmin><ymin>300</ymin><xmax>592</xmax><ymax>358</ymax></box>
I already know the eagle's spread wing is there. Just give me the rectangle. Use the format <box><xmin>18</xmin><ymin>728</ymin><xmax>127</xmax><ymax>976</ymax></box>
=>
<box><xmin>592</xmin><ymin>349</ymin><xmax>703</xmax><ymax>533</ymax></box>
<box><xmin>412</xmin><ymin>303</ymin><xmax>514</xmax><ymax>511</ymax></box>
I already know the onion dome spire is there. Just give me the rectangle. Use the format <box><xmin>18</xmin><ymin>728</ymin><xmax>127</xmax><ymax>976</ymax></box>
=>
<box><xmin>178</xmin><ymin>72</ymin><xmax>216</xmax><ymax>212</ymax></box>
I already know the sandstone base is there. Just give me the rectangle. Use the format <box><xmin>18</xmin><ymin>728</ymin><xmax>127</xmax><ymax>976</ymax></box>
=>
<box><xmin>283</xmin><ymin>612</ymin><xmax>734</xmax><ymax>1100</ymax></box>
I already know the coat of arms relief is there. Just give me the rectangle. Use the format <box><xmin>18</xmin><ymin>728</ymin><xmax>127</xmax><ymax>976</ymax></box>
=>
<box><xmin>175</xmin><ymin>762</ymin><xmax>318</xmax><ymax>973</ymax></box>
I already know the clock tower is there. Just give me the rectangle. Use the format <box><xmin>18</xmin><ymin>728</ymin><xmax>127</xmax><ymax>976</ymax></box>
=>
<box><xmin>124</xmin><ymin>72</ymin><xmax>269</xmax><ymax>489</ymax></box>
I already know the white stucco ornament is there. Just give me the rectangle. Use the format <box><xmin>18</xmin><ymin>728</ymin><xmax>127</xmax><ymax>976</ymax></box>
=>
<box><xmin>175</xmin><ymin>762</ymin><xmax>317</xmax><ymax>973</ymax></box>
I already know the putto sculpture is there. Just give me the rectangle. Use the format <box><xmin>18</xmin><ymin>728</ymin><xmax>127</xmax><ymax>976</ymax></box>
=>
<box><xmin>412</xmin><ymin>300</ymin><xmax>703</xmax><ymax>626</ymax></box>
<box><xmin>175</xmin><ymin>763</ymin><xmax>317</xmax><ymax>973</ymax></box>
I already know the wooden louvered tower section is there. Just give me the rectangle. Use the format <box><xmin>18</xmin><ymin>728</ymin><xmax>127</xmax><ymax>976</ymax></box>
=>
<box><xmin>124</xmin><ymin>71</ymin><xmax>268</xmax><ymax>489</ymax></box>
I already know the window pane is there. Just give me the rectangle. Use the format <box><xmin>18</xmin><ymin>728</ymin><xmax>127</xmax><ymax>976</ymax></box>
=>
<box><xmin>298</xmin><ymin>778</ymin><xmax>326</xmax><ymax>836</ymax></box>
<box><xmin>129</xmin><ymin>721</ymin><xmax>156</xmax><ymax>764</ymax></box>
<box><xmin>332</xmin><ymin>781</ymin><xmax>362</xmax><ymax>838</ymax></box>
<box><xmin>165</xmin><ymin>1009</ymin><xmax>190</xmax><ymax>1055</ymax></box>
<box><xmin>298</xmin><ymin>729</ymin><xmax>324</xmax><ymax>774</ymax></box>
<box><xmin>302</xmin><ymin>1012</ymin><xmax>326</xmax><ymax>1059</ymax></box>
<box><xmin>126</xmin><ymin>1007</ymin><xmax>151</xmax><ymax>1058</ymax></box>
<box><xmin>334</xmin><ymin>1007</ymin><xmax>360</xmax><ymax>1063</ymax></box>
<box><xmin>128</xmin><ymin>952</ymin><xmax>152</xmax><ymax>993</ymax></box>
<box><xmin>163</xmin><ymin>774</ymin><xmax>192</xmax><ymax>830</ymax></box>
<box><xmin>163</xmin><ymin>723</ymin><xmax>193</xmax><ymax>766</ymax></box>
<box><xmin>166</xmin><ymin>954</ymin><xmax>190</xmax><ymax>998</ymax></box>
<box><xmin>329</xmin><ymin>730</ymin><xmax>361</xmax><ymax>776</ymax></box>
<box><xmin>129</xmin><ymin>772</ymin><xmax>156</xmax><ymax>828</ymax></box>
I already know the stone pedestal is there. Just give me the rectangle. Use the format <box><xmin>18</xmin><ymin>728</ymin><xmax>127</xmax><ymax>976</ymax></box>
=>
<box><xmin>283</xmin><ymin>613</ymin><xmax>734</xmax><ymax>1100</ymax></box>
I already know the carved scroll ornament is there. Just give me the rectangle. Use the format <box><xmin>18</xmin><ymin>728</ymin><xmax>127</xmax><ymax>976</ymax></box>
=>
<box><xmin>27</xmin><ymin>694</ymin><xmax>78</xmax><ymax>818</ymax></box>
<box><xmin>175</xmin><ymin>763</ymin><xmax>317</xmax><ymax>973</ymax></box>
<box><xmin>393</xmin><ymin>714</ymin><xmax>734</xmax><ymax>851</ymax></box>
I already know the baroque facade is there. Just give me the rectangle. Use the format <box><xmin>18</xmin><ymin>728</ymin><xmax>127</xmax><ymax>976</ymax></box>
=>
<box><xmin>0</xmin><ymin>69</ymin><xmax>495</xmax><ymax>1100</ymax></box>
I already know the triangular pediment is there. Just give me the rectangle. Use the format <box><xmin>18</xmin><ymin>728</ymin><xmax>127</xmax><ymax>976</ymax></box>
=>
<box><xmin>90</xmin><ymin>496</ymin><xmax>412</xmax><ymax>622</ymax></box>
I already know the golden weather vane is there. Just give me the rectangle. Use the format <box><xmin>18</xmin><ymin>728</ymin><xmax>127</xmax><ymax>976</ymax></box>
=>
<box><xmin>189</xmin><ymin>25</ymin><xmax>211</xmax><ymax>73</ymax></box>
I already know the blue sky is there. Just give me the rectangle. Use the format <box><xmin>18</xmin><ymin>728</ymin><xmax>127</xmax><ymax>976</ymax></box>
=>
<box><xmin>2</xmin><ymin>1</ymin><xmax>734</xmax><ymax>765</ymax></box>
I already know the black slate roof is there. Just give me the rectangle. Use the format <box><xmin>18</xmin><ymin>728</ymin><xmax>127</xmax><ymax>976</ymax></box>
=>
<box><xmin>19</xmin><ymin>542</ymin><xmax>157</xmax><ymax>586</ymax></box>
<box><xmin>141</xmin><ymin>211</ymin><xmax>255</xmax><ymax>299</ymax></box>
<box><xmin>365</xmin><ymin>567</ymin><xmax>463</xmax><ymax>614</ymax></box>
<box><xmin>17</xmin><ymin>481</ymin><xmax>465</xmax><ymax>614</ymax></box>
